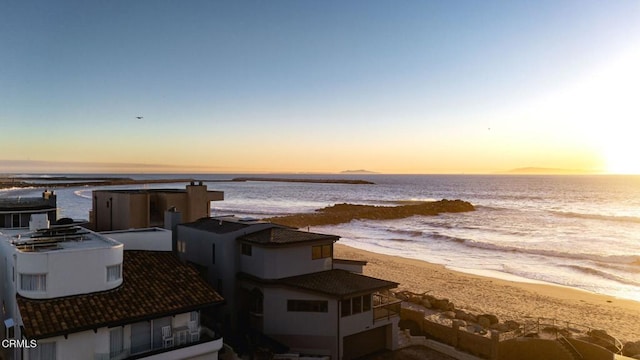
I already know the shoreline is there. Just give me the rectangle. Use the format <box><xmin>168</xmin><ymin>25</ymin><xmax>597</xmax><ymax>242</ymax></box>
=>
<box><xmin>334</xmin><ymin>243</ymin><xmax>640</xmax><ymax>343</ymax></box>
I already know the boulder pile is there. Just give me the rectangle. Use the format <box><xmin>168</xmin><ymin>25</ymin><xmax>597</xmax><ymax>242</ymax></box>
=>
<box><xmin>268</xmin><ymin>199</ymin><xmax>475</xmax><ymax>228</ymax></box>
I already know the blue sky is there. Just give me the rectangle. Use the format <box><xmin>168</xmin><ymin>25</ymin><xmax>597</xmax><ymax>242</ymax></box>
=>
<box><xmin>2</xmin><ymin>1</ymin><xmax>639</xmax><ymax>173</ymax></box>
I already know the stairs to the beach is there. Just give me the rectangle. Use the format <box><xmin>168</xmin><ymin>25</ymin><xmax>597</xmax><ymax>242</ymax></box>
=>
<box><xmin>557</xmin><ymin>335</ymin><xmax>583</xmax><ymax>360</ymax></box>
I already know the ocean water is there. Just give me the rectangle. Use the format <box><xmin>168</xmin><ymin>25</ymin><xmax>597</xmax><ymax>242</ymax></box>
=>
<box><xmin>3</xmin><ymin>174</ymin><xmax>640</xmax><ymax>302</ymax></box>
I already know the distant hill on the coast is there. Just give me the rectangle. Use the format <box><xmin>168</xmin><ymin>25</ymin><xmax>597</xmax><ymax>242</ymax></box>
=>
<box><xmin>500</xmin><ymin>167</ymin><xmax>602</xmax><ymax>175</ymax></box>
<box><xmin>340</xmin><ymin>169</ymin><xmax>379</xmax><ymax>174</ymax></box>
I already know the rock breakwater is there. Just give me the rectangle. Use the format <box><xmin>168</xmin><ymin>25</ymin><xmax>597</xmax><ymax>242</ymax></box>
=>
<box><xmin>267</xmin><ymin>199</ymin><xmax>474</xmax><ymax>228</ymax></box>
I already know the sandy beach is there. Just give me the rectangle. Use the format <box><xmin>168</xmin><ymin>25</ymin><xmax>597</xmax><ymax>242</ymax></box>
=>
<box><xmin>334</xmin><ymin>244</ymin><xmax>640</xmax><ymax>343</ymax></box>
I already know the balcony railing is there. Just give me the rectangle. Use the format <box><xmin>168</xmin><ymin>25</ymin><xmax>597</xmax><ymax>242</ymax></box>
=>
<box><xmin>94</xmin><ymin>326</ymin><xmax>221</xmax><ymax>360</ymax></box>
<box><xmin>373</xmin><ymin>292</ymin><xmax>401</xmax><ymax>322</ymax></box>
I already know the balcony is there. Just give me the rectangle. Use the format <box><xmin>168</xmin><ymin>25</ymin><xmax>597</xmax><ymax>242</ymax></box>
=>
<box><xmin>94</xmin><ymin>326</ymin><xmax>222</xmax><ymax>360</ymax></box>
<box><xmin>373</xmin><ymin>292</ymin><xmax>401</xmax><ymax>322</ymax></box>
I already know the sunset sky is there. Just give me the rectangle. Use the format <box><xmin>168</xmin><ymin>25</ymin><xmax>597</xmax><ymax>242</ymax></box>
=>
<box><xmin>2</xmin><ymin>1</ymin><xmax>639</xmax><ymax>174</ymax></box>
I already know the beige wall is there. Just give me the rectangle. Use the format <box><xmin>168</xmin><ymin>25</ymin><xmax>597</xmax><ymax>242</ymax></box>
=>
<box><xmin>93</xmin><ymin>185</ymin><xmax>223</xmax><ymax>231</ymax></box>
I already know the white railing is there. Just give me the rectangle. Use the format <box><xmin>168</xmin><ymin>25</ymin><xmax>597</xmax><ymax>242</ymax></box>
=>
<box><xmin>94</xmin><ymin>326</ymin><xmax>220</xmax><ymax>360</ymax></box>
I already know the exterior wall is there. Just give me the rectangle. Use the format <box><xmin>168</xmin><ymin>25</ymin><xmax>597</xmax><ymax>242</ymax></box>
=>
<box><xmin>185</xmin><ymin>184</ymin><xmax>223</xmax><ymax>223</ymax></box>
<box><xmin>332</xmin><ymin>260</ymin><xmax>364</xmax><ymax>274</ymax></box>
<box><xmin>177</xmin><ymin>225</ymin><xmax>241</xmax><ymax>332</ymax></box>
<box><xmin>240</xmin><ymin>245</ymin><xmax>332</xmax><ymax>279</ymax></box>
<box><xmin>127</xmin><ymin>193</ymin><xmax>150</xmax><ymax>229</ymax></box>
<box><xmin>94</xmin><ymin>192</ymin><xmax>149</xmax><ymax>231</ymax></box>
<box><xmin>150</xmin><ymin>193</ymin><xmax>187</xmax><ymax>226</ymax></box>
<box><xmin>499</xmin><ymin>338</ymin><xmax>574</xmax><ymax>360</ymax></box>
<box><xmin>176</xmin><ymin>221</ymin><xmax>275</xmax><ymax>332</ymax></box>
<box><xmin>260</xmin><ymin>287</ymin><xmax>337</xmax><ymax>358</ymax></box>
<box><xmin>103</xmin><ymin>228</ymin><xmax>172</xmax><ymax>251</ymax></box>
<box><xmin>15</xmin><ymin>244</ymin><xmax>123</xmax><ymax>299</ymax></box>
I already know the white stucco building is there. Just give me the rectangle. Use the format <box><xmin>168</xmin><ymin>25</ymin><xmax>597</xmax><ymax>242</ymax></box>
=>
<box><xmin>0</xmin><ymin>209</ymin><xmax>224</xmax><ymax>360</ymax></box>
<box><xmin>177</xmin><ymin>216</ymin><xmax>401</xmax><ymax>360</ymax></box>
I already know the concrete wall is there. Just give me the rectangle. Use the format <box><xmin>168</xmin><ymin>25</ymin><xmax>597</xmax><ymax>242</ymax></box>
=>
<box><xmin>499</xmin><ymin>338</ymin><xmax>574</xmax><ymax>360</ymax></box>
<box><xmin>568</xmin><ymin>338</ymin><xmax>615</xmax><ymax>360</ymax></box>
<box><xmin>400</xmin><ymin>307</ymin><xmax>496</xmax><ymax>360</ymax></box>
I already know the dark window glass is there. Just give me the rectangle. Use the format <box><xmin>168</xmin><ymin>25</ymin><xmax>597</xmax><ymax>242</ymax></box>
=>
<box><xmin>341</xmin><ymin>299</ymin><xmax>351</xmax><ymax>317</ymax></box>
<box><xmin>211</xmin><ymin>244</ymin><xmax>216</xmax><ymax>264</ymax></box>
<box><xmin>287</xmin><ymin>300</ymin><xmax>328</xmax><ymax>313</ymax></box>
<box><xmin>241</xmin><ymin>243</ymin><xmax>252</xmax><ymax>256</ymax></box>
<box><xmin>363</xmin><ymin>294</ymin><xmax>371</xmax><ymax>311</ymax></box>
<box><xmin>352</xmin><ymin>296</ymin><xmax>362</xmax><ymax>314</ymax></box>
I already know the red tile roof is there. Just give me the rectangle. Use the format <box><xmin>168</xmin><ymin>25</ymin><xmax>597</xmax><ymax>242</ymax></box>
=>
<box><xmin>18</xmin><ymin>251</ymin><xmax>224</xmax><ymax>339</ymax></box>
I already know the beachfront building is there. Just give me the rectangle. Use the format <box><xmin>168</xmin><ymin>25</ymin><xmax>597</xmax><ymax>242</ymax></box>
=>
<box><xmin>176</xmin><ymin>216</ymin><xmax>401</xmax><ymax>360</ymax></box>
<box><xmin>0</xmin><ymin>190</ymin><xmax>57</xmax><ymax>229</ymax></box>
<box><xmin>0</xmin><ymin>217</ymin><xmax>224</xmax><ymax>360</ymax></box>
<box><xmin>90</xmin><ymin>181</ymin><xmax>223</xmax><ymax>231</ymax></box>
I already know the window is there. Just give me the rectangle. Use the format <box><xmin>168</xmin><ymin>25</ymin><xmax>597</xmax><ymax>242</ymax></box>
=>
<box><xmin>341</xmin><ymin>294</ymin><xmax>372</xmax><ymax>317</ymax></box>
<box><xmin>241</xmin><ymin>243</ymin><xmax>252</xmax><ymax>256</ymax></box>
<box><xmin>190</xmin><ymin>311</ymin><xmax>199</xmax><ymax>323</ymax></box>
<box><xmin>12</xmin><ymin>214</ymin><xmax>20</xmax><ymax>228</ymax></box>
<box><xmin>287</xmin><ymin>300</ymin><xmax>328</xmax><ymax>313</ymax></box>
<box><xmin>110</xmin><ymin>327</ymin><xmax>124</xmax><ymax>358</ymax></box>
<box><xmin>29</xmin><ymin>341</ymin><xmax>56</xmax><ymax>360</ymax></box>
<box><xmin>130</xmin><ymin>321</ymin><xmax>151</xmax><ymax>354</ymax></box>
<box><xmin>107</xmin><ymin>264</ymin><xmax>122</xmax><ymax>282</ymax></box>
<box><xmin>341</xmin><ymin>299</ymin><xmax>351</xmax><ymax>317</ymax></box>
<box><xmin>20</xmin><ymin>274</ymin><xmax>46</xmax><ymax>292</ymax></box>
<box><xmin>211</xmin><ymin>244</ymin><xmax>216</xmax><ymax>264</ymax></box>
<box><xmin>311</xmin><ymin>244</ymin><xmax>332</xmax><ymax>260</ymax></box>
<box><xmin>363</xmin><ymin>294</ymin><xmax>372</xmax><ymax>311</ymax></box>
<box><xmin>352</xmin><ymin>296</ymin><xmax>362</xmax><ymax>314</ymax></box>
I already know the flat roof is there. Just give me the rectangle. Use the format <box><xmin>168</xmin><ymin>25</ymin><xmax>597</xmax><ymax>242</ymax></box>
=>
<box><xmin>1</xmin><ymin>225</ymin><xmax>120</xmax><ymax>253</ymax></box>
<box><xmin>18</xmin><ymin>251</ymin><xmax>224</xmax><ymax>339</ymax></box>
<box><xmin>0</xmin><ymin>197</ymin><xmax>55</xmax><ymax>211</ymax></box>
<box><xmin>238</xmin><ymin>227</ymin><xmax>339</xmax><ymax>246</ymax></box>
<box><xmin>178</xmin><ymin>218</ymin><xmax>251</xmax><ymax>234</ymax></box>
<box><xmin>239</xmin><ymin>269</ymin><xmax>397</xmax><ymax>299</ymax></box>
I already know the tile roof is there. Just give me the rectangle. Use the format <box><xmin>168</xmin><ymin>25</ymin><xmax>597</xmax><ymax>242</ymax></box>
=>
<box><xmin>240</xmin><ymin>269</ymin><xmax>397</xmax><ymax>299</ymax></box>
<box><xmin>238</xmin><ymin>227</ymin><xmax>338</xmax><ymax>246</ymax></box>
<box><xmin>18</xmin><ymin>251</ymin><xmax>224</xmax><ymax>339</ymax></box>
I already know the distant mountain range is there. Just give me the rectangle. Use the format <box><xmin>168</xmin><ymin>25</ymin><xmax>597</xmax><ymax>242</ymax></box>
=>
<box><xmin>340</xmin><ymin>169</ymin><xmax>379</xmax><ymax>174</ymax></box>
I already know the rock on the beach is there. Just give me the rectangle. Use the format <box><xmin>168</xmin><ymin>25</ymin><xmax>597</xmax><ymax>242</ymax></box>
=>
<box><xmin>480</xmin><ymin>314</ymin><xmax>499</xmax><ymax>325</ymax></box>
<box><xmin>421</xmin><ymin>298</ymin><xmax>432</xmax><ymax>308</ymax></box>
<box><xmin>505</xmin><ymin>320</ymin><xmax>520</xmax><ymax>331</ymax></box>
<box><xmin>432</xmin><ymin>298</ymin><xmax>455</xmax><ymax>311</ymax></box>
<box><xmin>623</xmin><ymin>341</ymin><xmax>640</xmax><ymax>357</ymax></box>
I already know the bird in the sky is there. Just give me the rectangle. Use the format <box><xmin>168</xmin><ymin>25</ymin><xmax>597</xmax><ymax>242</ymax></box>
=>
<box><xmin>135</xmin><ymin>116</ymin><xmax>143</xmax><ymax>119</ymax></box>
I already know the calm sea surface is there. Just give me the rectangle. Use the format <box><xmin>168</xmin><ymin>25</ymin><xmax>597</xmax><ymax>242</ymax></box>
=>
<box><xmin>3</xmin><ymin>174</ymin><xmax>640</xmax><ymax>301</ymax></box>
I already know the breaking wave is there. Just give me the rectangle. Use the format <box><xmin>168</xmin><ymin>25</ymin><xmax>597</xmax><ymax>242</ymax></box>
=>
<box><xmin>550</xmin><ymin>210</ymin><xmax>640</xmax><ymax>224</ymax></box>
